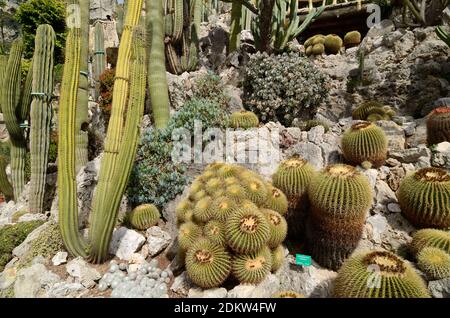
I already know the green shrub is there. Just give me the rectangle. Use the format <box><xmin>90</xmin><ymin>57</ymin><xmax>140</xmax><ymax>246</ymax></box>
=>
<box><xmin>0</xmin><ymin>220</ymin><xmax>44</xmax><ymax>272</ymax></box>
<box><xmin>128</xmin><ymin>98</ymin><xmax>229</xmax><ymax>209</ymax></box>
<box><xmin>192</xmin><ymin>71</ymin><xmax>229</xmax><ymax>108</ymax></box>
<box><xmin>98</xmin><ymin>68</ymin><xmax>115</xmax><ymax>122</ymax></box>
<box><xmin>15</xmin><ymin>0</ymin><xmax>66</xmax><ymax>63</ymax></box>
<box><xmin>243</xmin><ymin>52</ymin><xmax>328</xmax><ymax>127</ymax></box>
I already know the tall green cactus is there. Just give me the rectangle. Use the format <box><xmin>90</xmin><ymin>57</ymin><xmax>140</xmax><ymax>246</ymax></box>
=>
<box><xmin>75</xmin><ymin>0</ymin><xmax>90</xmax><ymax>172</ymax></box>
<box><xmin>29</xmin><ymin>24</ymin><xmax>55</xmax><ymax>214</ymax></box>
<box><xmin>93</xmin><ymin>21</ymin><xmax>106</xmax><ymax>99</ymax></box>
<box><xmin>436</xmin><ymin>26</ymin><xmax>450</xmax><ymax>47</ymax></box>
<box><xmin>229</xmin><ymin>2</ymin><xmax>243</xmax><ymax>53</ymax></box>
<box><xmin>59</xmin><ymin>0</ymin><xmax>146</xmax><ymax>263</ymax></box>
<box><xmin>148</xmin><ymin>0</ymin><xmax>170</xmax><ymax>128</ymax></box>
<box><xmin>1</xmin><ymin>39</ymin><xmax>31</xmax><ymax>200</ymax></box>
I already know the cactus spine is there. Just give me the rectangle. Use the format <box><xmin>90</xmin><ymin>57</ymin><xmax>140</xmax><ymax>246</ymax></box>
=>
<box><xmin>93</xmin><ymin>21</ymin><xmax>106</xmax><ymax>99</ymax></box>
<box><xmin>397</xmin><ymin>167</ymin><xmax>450</xmax><ymax>229</ymax></box>
<box><xmin>75</xmin><ymin>0</ymin><xmax>90</xmax><ymax>172</ymax></box>
<box><xmin>416</xmin><ymin>247</ymin><xmax>450</xmax><ymax>280</ymax></box>
<box><xmin>410</xmin><ymin>228</ymin><xmax>450</xmax><ymax>256</ymax></box>
<box><xmin>29</xmin><ymin>24</ymin><xmax>55</xmax><ymax>214</ymax></box>
<box><xmin>148</xmin><ymin>0</ymin><xmax>170</xmax><ymax>128</ymax></box>
<box><xmin>307</xmin><ymin>164</ymin><xmax>372</xmax><ymax>270</ymax></box>
<box><xmin>1</xmin><ymin>39</ymin><xmax>30</xmax><ymax>200</ymax></box>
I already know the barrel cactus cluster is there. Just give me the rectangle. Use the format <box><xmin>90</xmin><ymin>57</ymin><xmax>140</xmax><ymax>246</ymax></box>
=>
<box><xmin>333</xmin><ymin>250</ymin><xmax>430</xmax><ymax>298</ymax></box>
<box><xmin>410</xmin><ymin>228</ymin><xmax>450</xmax><ymax>256</ymax></box>
<box><xmin>341</xmin><ymin>122</ymin><xmax>388</xmax><ymax>168</ymax></box>
<box><xmin>305</xmin><ymin>31</ymin><xmax>361</xmax><ymax>56</ymax></box>
<box><xmin>352</xmin><ymin>101</ymin><xmax>396</xmax><ymax>122</ymax></box>
<box><xmin>397</xmin><ymin>167</ymin><xmax>450</xmax><ymax>229</ymax></box>
<box><xmin>426</xmin><ymin>107</ymin><xmax>450</xmax><ymax>145</ymax></box>
<box><xmin>176</xmin><ymin>163</ymin><xmax>288</xmax><ymax>288</ymax></box>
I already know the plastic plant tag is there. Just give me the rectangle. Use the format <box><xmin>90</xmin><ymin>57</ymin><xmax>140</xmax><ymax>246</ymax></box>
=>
<box><xmin>296</xmin><ymin>254</ymin><xmax>312</xmax><ymax>266</ymax></box>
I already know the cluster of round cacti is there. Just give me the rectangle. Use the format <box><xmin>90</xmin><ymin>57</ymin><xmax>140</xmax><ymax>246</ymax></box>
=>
<box><xmin>426</xmin><ymin>107</ymin><xmax>450</xmax><ymax>145</ymax></box>
<box><xmin>176</xmin><ymin>163</ymin><xmax>288</xmax><ymax>288</ymax></box>
<box><xmin>352</xmin><ymin>101</ymin><xmax>396</xmax><ymax>122</ymax></box>
<box><xmin>230</xmin><ymin>110</ymin><xmax>259</xmax><ymax>129</ymax></box>
<box><xmin>333</xmin><ymin>250</ymin><xmax>430</xmax><ymax>298</ymax></box>
<box><xmin>409</xmin><ymin>229</ymin><xmax>450</xmax><ymax>281</ymax></box>
<box><xmin>98</xmin><ymin>259</ymin><xmax>171</xmax><ymax>298</ymax></box>
<box><xmin>125</xmin><ymin>204</ymin><xmax>160</xmax><ymax>230</ymax></box>
<box><xmin>397</xmin><ymin>167</ymin><xmax>450</xmax><ymax>229</ymax></box>
<box><xmin>305</xmin><ymin>31</ymin><xmax>361</xmax><ymax>56</ymax></box>
<box><xmin>298</xmin><ymin>119</ymin><xmax>330</xmax><ymax>133</ymax></box>
<box><xmin>307</xmin><ymin>164</ymin><xmax>372</xmax><ymax>270</ymax></box>
<box><xmin>341</xmin><ymin>121</ymin><xmax>388</xmax><ymax>168</ymax></box>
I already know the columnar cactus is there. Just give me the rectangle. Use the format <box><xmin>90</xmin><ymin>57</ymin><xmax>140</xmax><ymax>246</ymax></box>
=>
<box><xmin>397</xmin><ymin>167</ymin><xmax>450</xmax><ymax>229</ymax></box>
<box><xmin>93</xmin><ymin>21</ymin><xmax>106</xmax><ymax>97</ymax></box>
<box><xmin>58</xmin><ymin>0</ymin><xmax>146</xmax><ymax>262</ymax></box>
<box><xmin>29</xmin><ymin>24</ymin><xmax>55</xmax><ymax>214</ymax></box>
<box><xmin>341</xmin><ymin>122</ymin><xmax>388</xmax><ymax>168</ymax></box>
<box><xmin>307</xmin><ymin>164</ymin><xmax>372</xmax><ymax>270</ymax></box>
<box><xmin>75</xmin><ymin>0</ymin><xmax>90</xmax><ymax>172</ymax></box>
<box><xmin>229</xmin><ymin>1</ymin><xmax>242</xmax><ymax>53</ymax></box>
<box><xmin>333</xmin><ymin>250</ymin><xmax>430</xmax><ymax>298</ymax></box>
<box><xmin>426</xmin><ymin>107</ymin><xmax>450</xmax><ymax>145</ymax></box>
<box><xmin>148</xmin><ymin>0</ymin><xmax>170</xmax><ymax>128</ymax></box>
<box><xmin>1</xmin><ymin>39</ymin><xmax>31</xmax><ymax>200</ymax></box>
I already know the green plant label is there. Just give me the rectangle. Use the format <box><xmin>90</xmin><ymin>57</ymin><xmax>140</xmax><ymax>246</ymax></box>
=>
<box><xmin>296</xmin><ymin>254</ymin><xmax>311</xmax><ymax>266</ymax></box>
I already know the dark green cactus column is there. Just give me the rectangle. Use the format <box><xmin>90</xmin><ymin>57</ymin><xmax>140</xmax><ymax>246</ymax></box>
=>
<box><xmin>148</xmin><ymin>0</ymin><xmax>170</xmax><ymax>128</ymax></box>
<box><xmin>88</xmin><ymin>0</ymin><xmax>145</xmax><ymax>263</ymax></box>
<box><xmin>93</xmin><ymin>21</ymin><xmax>106</xmax><ymax>99</ymax></box>
<box><xmin>1</xmin><ymin>39</ymin><xmax>30</xmax><ymax>200</ymax></box>
<box><xmin>229</xmin><ymin>1</ymin><xmax>242</xmax><ymax>53</ymax></box>
<box><xmin>29</xmin><ymin>24</ymin><xmax>56</xmax><ymax>214</ymax></box>
<box><xmin>58</xmin><ymin>0</ymin><xmax>89</xmax><ymax>258</ymax></box>
<box><xmin>75</xmin><ymin>0</ymin><xmax>90</xmax><ymax>173</ymax></box>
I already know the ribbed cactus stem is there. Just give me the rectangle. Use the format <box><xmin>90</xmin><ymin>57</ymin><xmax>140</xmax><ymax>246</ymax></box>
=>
<box><xmin>148</xmin><ymin>0</ymin><xmax>170</xmax><ymax>128</ymax></box>
<box><xmin>75</xmin><ymin>0</ymin><xmax>90</xmax><ymax>173</ymax></box>
<box><xmin>229</xmin><ymin>1</ymin><xmax>242</xmax><ymax>53</ymax></box>
<box><xmin>0</xmin><ymin>55</ymin><xmax>9</xmax><ymax>113</ymax></box>
<box><xmin>58</xmin><ymin>1</ymin><xmax>89</xmax><ymax>258</ymax></box>
<box><xmin>1</xmin><ymin>39</ymin><xmax>28</xmax><ymax>199</ymax></box>
<box><xmin>93</xmin><ymin>21</ymin><xmax>106</xmax><ymax>87</ymax></box>
<box><xmin>88</xmin><ymin>0</ymin><xmax>145</xmax><ymax>263</ymax></box>
<box><xmin>29</xmin><ymin>24</ymin><xmax>55</xmax><ymax>214</ymax></box>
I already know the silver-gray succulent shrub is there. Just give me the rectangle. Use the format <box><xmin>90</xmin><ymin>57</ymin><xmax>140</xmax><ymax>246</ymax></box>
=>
<box><xmin>243</xmin><ymin>52</ymin><xmax>329</xmax><ymax>126</ymax></box>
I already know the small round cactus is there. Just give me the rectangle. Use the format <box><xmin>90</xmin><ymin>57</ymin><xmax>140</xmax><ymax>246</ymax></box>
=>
<box><xmin>307</xmin><ymin>164</ymin><xmax>372</xmax><ymax>270</ymax></box>
<box><xmin>127</xmin><ymin>204</ymin><xmax>160</xmax><ymax>230</ymax></box>
<box><xmin>271</xmin><ymin>245</ymin><xmax>285</xmax><ymax>272</ymax></box>
<box><xmin>262</xmin><ymin>209</ymin><xmax>287</xmax><ymax>248</ymax></box>
<box><xmin>272</xmin><ymin>157</ymin><xmax>315</xmax><ymax>199</ymax></box>
<box><xmin>352</xmin><ymin>101</ymin><xmax>384</xmax><ymax>120</ymax></box>
<box><xmin>178</xmin><ymin>222</ymin><xmax>202</xmax><ymax>251</ymax></box>
<box><xmin>341</xmin><ymin>121</ymin><xmax>387</xmax><ymax>168</ymax></box>
<box><xmin>241</xmin><ymin>177</ymin><xmax>268</xmax><ymax>206</ymax></box>
<box><xmin>230</xmin><ymin>110</ymin><xmax>259</xmax><ymax>129</ymax></box>
<box><xmin>397</xmin><ymin>167</ymin><xmax>450</xmax><ymax>229</ymax></box>
<box><xmin>410</xmin><ymin>228</ymin><xmax>450</xmax><ymax>256</ymax></box>
<box><xmin>193</xmin><ymin>196</ymin><xmax>215</xmax><ymax>223</ymax></box>
<box><xmin>417</xmin><ymin>247</ymin><xmax>450</xmax><ymax>280</ymax></box>
<box><xmin>324</xmin><ymin>34</ymin><xmax>343</xmax><ymax>55</ymax></box>
<box><xmin>262</xmin><ymin>185</ymin><xmax>288</xmax><ymax>215</ymax></box>
<box><xmin>176</xmin><ymin>199</ymin><xmax>194</xmax><ymax>224</ymax></box>
<box><xmin>231</xmin><ymin>246</ymin><xmax>272</xmax><ymax>284</ymax></box>
<box><xmin>185</xmin><ymin>238</ymin><xmax>231</xmax><ymax>288</ymax></box>
<box><xmin>204</xmin><ymin>220</ymin><xmax>226</xmax><ymax>247</ymax></box>
<box><xmin>311</xmin><ymin>43</ymin><xmax>325</xmax><ymax>55</ymax></box>
<box><xmin>205</xmin><ymin>178</ymin><xmax>223</xmax><ymax>195</ymax></box>
<box><xmin>211</xmin><ymin>196</ymin><xmax>237</xmax><ymax>222</ymax></box>
<box><xmin>426</xmin><ymin>107</ymin><xmax>450</xmax><ymax>145</ymax></box>
<box><xmin>302</xmin><ymin>119</ymin><xmax>330</xmax><ymax>132</ymax></box>
<box><xmin>333</xmin><ymin>250</ymin><xmax>430</xmax><ymax>298</ymax></box>
<box><xmin>226</xmin><ymin>204</ymin><xmax>270</xmax><ymax>254</ymax></box>
<box><xmin>344</xmin><ymin>31</ymin><xmax>361</xmax><ymax>48</ymax></box>
<box><xmin>272</xmin><ymin>291</ymin><xmax>304</xmax><ymax>298</ymax></box>
<box><xmin>225</xmin><ymin>184</ymin><xmax>246</xmax><ymax>202</ymax></box>
<box><xmin>217</xmin><ymin>164</ymin><xmax>242</xmax><ymax>179</ymax></box>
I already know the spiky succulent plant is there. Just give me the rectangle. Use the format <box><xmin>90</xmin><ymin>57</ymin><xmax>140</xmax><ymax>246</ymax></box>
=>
<box><xmin>211</xmin><ymin>196</ymin><xmax>237</xmax><ymax>222</ymax></box>
<box><xmin>352</xmin><ymin>101</ymin><xmax>385</xmax><ymax>120</ymax></box>
<box><xmin>341</xmin><ymin>121</ymin><xmax>387</xmax><ymax>168</ymax></box>
<box><xmin>417</xmin><ymin>247</ymin><xmax>450</xmax><ymax>280</ymax></box>
<box><xmin>397</xmin><ymin>167</ymin><xmax>450</xmax><ymax>229</ymax></box>
<box><xmin>232</xmin><ymin>246</ymin><xmax>272</xmax><ymax>284</ymax></box>
<box><xmin>126</xmin><ymin>204</ymin><xmax>160</xmax><ymax>230</ymax></box>
<box><xmin>333</xmin><ymin>250</ymin><xmax>430</xmax><ymax>298</ymax></box>
<box><xmin>426</xmin><ymin>107</ymin><xmax>450</xmax><ymax>145</ymax></box>
<box><xmin>262</xmin><ymin>185</ymin><xmax>288</xmax><ymax>215</ymax></box>
<box><xmin>230</xmin><ymin>110</ymin><xmax>259</xmax><ymax>129</ymax></box>
<box><xmin>226</xmin><ymin>202</ymin><xmax>270</xmax><ymax>254</ymax></box>
<box><xmin>241</xmin><ymin>177</ymin><xmax>268</xmax><ymax>206</ymax></box>
<box><xmin>176</xmin><ymin>198</ymin><xmax>194</xmax><ymax>224</ymax></box>
<box><xmin>185</xmin><ymin>238</ymin><xmax>232</xmax><ymax>288</ymax></box>
<box><xmin>307</xmin><ymin>164</ymin><xmax>372</xmax><ymax>270</ymax></box>
<box><xmin>343</xmin><ymin>31</ymin><xmax>361</xmax><ymax>48</ymax></box>
<box><xmin>272</xmin><ymin>291</ymin><xmax>304</xmax><ymax>298</ymax></box>
<box><xmin>204</xmin><ymin>220</ymin><xmax>226</xmax><ymax>247</ymax></box>
<box><xmin>410</xmin><ymin>228</ymin><xmax>450</xmax><ymax>256</ymax></box>
<box><xmin>271</xmin><ymin>245</ymin><xmax>285</xmax><ymax>272</ymax></box>
<box><xmin>178</xmin><ymin>222</ymin><xmax>202</xmax><ymax>251</ymax></box>
<box><xmin>272</xmin><ymin>157</ymin><xmax>315</xmax><ymax>199</ymax></box>
<box><xmin>324</xmin><ymin>34</ymin><xmax>343</xmax><ymax>55</ymax></box>
<box><xmin>262</xmin><ymin>209</ymin><xmax>287</xmax><ymax>248</ymax></box>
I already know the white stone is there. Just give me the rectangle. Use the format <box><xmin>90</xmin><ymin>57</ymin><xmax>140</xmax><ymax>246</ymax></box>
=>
<box><xmin>387</xmin><ymin>203</ymin><xmax>402</xmax><ymax>213</ymax></box>
<box><xmin>52</xmin><ymin>252</ymin><xmax>68</xmax><ymax>266</ymax></box>
<box><xmin>188</xmin><ymin>287</ymin><xmax>228</xmax><ymax>298</ymax></box>
<box><xmin>367</xmin><ymin>214</ymin><xmax>389</xmax><ymax>244</ymax></box>
<box><xmin>435</xmin><ymin>142</ymin><xmax>450</xmax><ymax>153</ymax></box>
<box><xmin>146</xmin><ymin>226</ymin><xmax>171</xmax><ymax>257</ymax></box>
<box><xmin>14</xmin><ymin>264</ymin><xmax>60</xmax><ymax>298</ymax></box>
<box><xmin>66</xmin><ymin>257</ymin><xmax>101</xmax><ymax>288</ymax></box>
<box><xmin>109</xmin><ymin>227</ymin><xmax>146</xmax><ymax>261</ymax></box>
